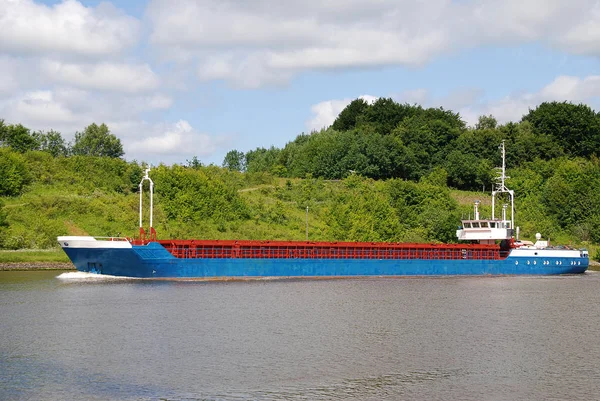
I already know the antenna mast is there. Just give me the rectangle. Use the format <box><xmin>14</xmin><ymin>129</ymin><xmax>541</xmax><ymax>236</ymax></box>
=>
<box><xmin>491</xmin><ymin>141</ymin><xmax>514</xmax><ymax>229</ymax></box>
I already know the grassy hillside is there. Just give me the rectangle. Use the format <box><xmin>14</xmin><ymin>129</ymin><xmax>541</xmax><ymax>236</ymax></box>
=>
<box><xmin>0</xmin><ymin>151</ymin><xmax>598</xmax><ymax>263</ymax></box>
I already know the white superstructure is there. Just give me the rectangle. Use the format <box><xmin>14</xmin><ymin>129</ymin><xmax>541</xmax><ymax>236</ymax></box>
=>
<box><xmin>456</xmin><ymin>141</ymin><xmax>514</xmax><ymax>245</ymax></box>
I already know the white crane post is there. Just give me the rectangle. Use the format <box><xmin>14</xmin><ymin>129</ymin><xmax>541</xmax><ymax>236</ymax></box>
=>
<box><xmin>138</xmin><ymin>168</ymin><xmax>154</xmax><ymax>239</ymax></box>
<box><xmin>149</xmin><ymin>177</ymin><xmax>154</xmax><ymax>229</ymax></box>
<box><xmin>139</xmin><ymin>180</ymin><xmax>143</xmax><ymax>230</ymax></box>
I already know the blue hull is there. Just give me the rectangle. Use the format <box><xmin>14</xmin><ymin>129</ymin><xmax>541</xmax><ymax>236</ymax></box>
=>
<box><xmin>62</xmin><ymin>242</ymin><xmax>589</xmax><ymax>278</ymax></box>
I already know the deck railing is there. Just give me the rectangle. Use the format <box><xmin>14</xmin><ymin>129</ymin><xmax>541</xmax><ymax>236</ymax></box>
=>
<box><xmin>157</xmin><ymin>240</ymin><xmax>507</xmax><ymax>261</ymax></box>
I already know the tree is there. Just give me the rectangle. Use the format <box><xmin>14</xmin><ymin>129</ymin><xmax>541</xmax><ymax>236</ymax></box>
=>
<box><xmin>505</xmin><ymin>121</ymin><xmax>563</xmax><ymax>165</ymax></box>
<box><xmin>393</xmin><ymin>116</ymin><xmax>462</xmax><ymax>179</ymax></box>
<box><xmin>522</xmin><ymin>101</ymin><xmax>600</xmax><ymax>158</ymax></box>
<box><xmin>362</xmin><ymin>98</ymin><xmax>417</xmax><ymax>135</ymax></box>
<box><xmin>444</xmin><ymin>150</ymin><xmax>481</xmax><ymax>190</ymax></box>
<box><xmin>332</xmin><ymin>98</ymin><xmax>370</xmax><ymax>131</ymax></box>
<box><xmin>37</xmin><ymin>130</ymin><xmax>68</xmax><ymax>157</ymax></box>
<box><xmin>186</xmin><ymin>156</ymin><xmax>203</xmax><ymax>169</ymax></box>
<box><xmin>0</xmin><ymin>148</ymin><xmax>30</xmax><ymax>196</ymax></box>
<box><xmin>222</xmin><ymin>150</ymin><xmax>246</xmax><ymax>171</ymax></box>
<box><xmin>245</xmin><ymin>146</ymin><xmax>281</xmax><ymax>173</ymax></box>
<box><xmin>542</xmin><ymin>158</ymin><xmax>600</xmax><ymax>228</ymax></box>
<box><xmin>71</xmin><ymin>123</ymin><xmax>124</xmax><ymax>158</ymax></box>
<box><xmin>0</xmin><ymin>123</ymin><xmax>40</xmax><ymax>153</ymax></box>
<box><xmin>0</xmin><ymin>119</ymin><xmax>5</xmax><ymax>145</ymax></box>
<box><xmin>476</xmin><ymin>115</ymin><xmax>498</xmax><ymax>130</ymax></box>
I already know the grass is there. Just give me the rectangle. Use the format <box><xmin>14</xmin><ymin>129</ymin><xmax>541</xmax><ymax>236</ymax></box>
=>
<box><xmin>2</xmin><ymin>171</ymin><xmax>599</xmax><ymax>263</ymax></box>
<box><xmin>0</xmin><ymin>248</ymin><xmax>70</xmax><ymax>263</ymax></box>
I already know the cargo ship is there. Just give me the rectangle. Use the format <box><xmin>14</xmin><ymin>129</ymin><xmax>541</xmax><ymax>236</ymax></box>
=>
<box><xmin>57</xmin><ymin>143</ymin><xmax>589</xmax><ymax>278</ymax></box>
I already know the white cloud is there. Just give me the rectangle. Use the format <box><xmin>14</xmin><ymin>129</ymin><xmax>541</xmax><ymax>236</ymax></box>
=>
<box><xmin>197</xmin><ymin>53</ymin><xmax>293</xmax><ymax>89</ymax></box>
<box><xmin>0</xmin><ymin>0</ymin><xmax>140</xmax><ymax>57</ymax></box>
<box><xmin>125</xmin><ymin>120</ymin><xmax>228</xmax><ymax>161</ymax></box>
<box><xmin>0</xmin><ymin>57</ymin><xmax>19</xmax><ymax>93</ymax></box>
<box><xmin>458</xmin><ymin>75</ymin><xmax>600</xmax><ymax>126</ymax></box>
<box><xmin>147</xmin><ymin>0</ymin><xmax>600</xmax><ymax>88</ymax></box>
<box><xmin>0</xmin><ymin>87</ymin><xmax>173</xmax><ymax>140</ymax></box>
<box><xmin>0</xmin><ymin>87</ymin><xmax>224</xmax><ymax>163</ymax></box>
<box><xmin>142</xmin><ymin>94</ymin><xmax>173</xmax><ymax>110</ymax></box>
<box><xmin>0</xmin><ymin>90</ymin><xmax>80</xmax><ymax>128</ymax></box>
<box><xmin>306</xmin><ymin>95</ymin><xmax>377</xmax><ymax>131</ymax></box>
<box><xmin>40</xmin><ymin>60</ymin><xmax>160</xmax><ymax>93</ymax></box>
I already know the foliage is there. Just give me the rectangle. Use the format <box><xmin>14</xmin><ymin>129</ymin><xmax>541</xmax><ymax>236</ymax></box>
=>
<box><xmin>325</xmin><ymin>177</ymin><xmax>403</xmax><ymax>242</ymax></box>
<box><xmin>151</xmin><ymin>164</ymin><xmax>249</xmax><ymax>225</ymax></box>
<box><xmin>186</xmin><ymin>156</ymin><xmax>203</xmax><ymax>169</ymax></box>
<box><xmin>71</xmin><ymin>123</ymin><xmax>124</xmax><ymax>158</ymax></box>
<box><xmin>2</xmin><ymin>100</ymin><xmax>600</xmax><ymax>253</ymax></box>
<box><xmin>0</xmin><ymin>148</ymin><xmax>30</xmax><ymax>196</ymax></box>
<box><xmin>331</xmin><ymin>98</ymin><xmax>370</xmax><ymax>131</ymax></box>
<box><xmin>222</xmin><ymin>149</ymin><xmax>246</xmax><ymax>171</ymax></box>
<box><xmin>0</xmin><ymin>200</ymin><xmax>7</xmax><ymax>228</ymax></box>
<box><xmin>542</xmin><ymin>158</ymin><xmax>600</xmax><ymax>241</ymax></box>
<box><xmin>37</xmin><ymin>130</ymin><xmax>68</xmax><ymax>157</ymax></box>
<box><xmin>245</xmin><ymin>146</ymin><xmax>281</xmax><ymax>173</ymax></box>
<box><xmin>386</xmin><ymin>179</ymin><xmax>459</xmax><ymax>243</ymax></box>
<box><xmin>522</xmin><ymin>101</ymin><xmax>600</xmax><ymax>158</ymax></box>
<box><xmin>361</xmin><ymin>98</ymin><xmax>418</xmax><ymax>135</ymax></box>
<box><xmin>0</xmin><ymin>123</ymin><xmax>40</xmax><ymax>153</ymax></box>
<box><xmin>0</xmin><ymin>199</ymin><xmax>7</xmax><ymax>249</ymax></box>
<box><xmin>285</xmin><ymin>128</ymin><xmax>407</xmax><ymax>180</ymax></box>
<box><xmin>476</xmin><ymin>115</ymin><xmax>498</xmax><ymax>130</ymax></box>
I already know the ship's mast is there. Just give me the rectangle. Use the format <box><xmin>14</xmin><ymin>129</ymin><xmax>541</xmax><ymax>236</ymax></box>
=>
<box><xmin>491</xmin><ymin>141</ymin><xmax>514</xmax><ymax>229</ymax></box>
<box><xmin>138</xmin><ymin>168</ymin><xmax>155</xmax><ymax>241</ymax></box>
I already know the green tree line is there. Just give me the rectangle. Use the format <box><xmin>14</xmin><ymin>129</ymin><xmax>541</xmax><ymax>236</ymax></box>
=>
<box><xmin>0</xmin><ymin>121</ymin><xmax>123</xmax><ymax>161</ymax></box>
<box><xmin>224</xmin><ymin>100</ymin><xmax>600</xmax><ymax>188</ymax></box>
<box><xmin>1</xmin><ymin>102</ymin><xmax>599</xmax><ymax>260</ymax></box>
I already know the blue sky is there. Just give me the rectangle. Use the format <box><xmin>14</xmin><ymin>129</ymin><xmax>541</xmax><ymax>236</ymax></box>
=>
<box><xmin>1</xmin><ymin>0</ymin><xmax>600</xmax><ymax>165</ymax></box>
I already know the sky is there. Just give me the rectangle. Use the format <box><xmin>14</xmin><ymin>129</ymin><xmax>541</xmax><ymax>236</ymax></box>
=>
<box><xmin>1</xmin><ymin>0</ymin><xmax>600</xmax><ymax>165</ymax></box>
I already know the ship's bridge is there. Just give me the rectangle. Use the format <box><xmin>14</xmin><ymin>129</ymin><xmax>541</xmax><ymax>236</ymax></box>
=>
<box><xmin>456</xmin><ymin>219</ymin><xmax>513</xmax><ymax>244</ymax></box>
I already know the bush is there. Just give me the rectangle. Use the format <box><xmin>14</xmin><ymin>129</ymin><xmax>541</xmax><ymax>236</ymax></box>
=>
<box><xmin>0</xmin><ymin>148</ymin><xmax>30</xmax><ymax>196</ymax></box>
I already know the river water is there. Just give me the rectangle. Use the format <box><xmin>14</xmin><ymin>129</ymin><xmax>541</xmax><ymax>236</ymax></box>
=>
<box><xmin>1</xmin><ymin>270</ymin><xmax>600</xmax><ymax>401</ymax></box>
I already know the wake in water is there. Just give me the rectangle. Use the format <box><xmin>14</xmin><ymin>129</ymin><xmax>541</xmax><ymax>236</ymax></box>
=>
<box><xmin>56</xmin><ymin>271</ymin><xmax>139</xmax><ymax>281</ymax></box>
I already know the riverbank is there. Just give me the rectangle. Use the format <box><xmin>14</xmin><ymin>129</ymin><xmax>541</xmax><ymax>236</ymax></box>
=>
<box><xmin>0</xmin><ymin>262</ymin><xmax>74</xmax><ymax>271</ymax></box>
<box><xmin>0</xmin><ymin>249</ymin><xmax>69</xmax><ymax>264</ymax></box>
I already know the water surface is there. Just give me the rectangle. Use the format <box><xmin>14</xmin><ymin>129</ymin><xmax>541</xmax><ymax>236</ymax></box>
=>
<box><xmin>1</xmin><ymin>270</ymin><xmax>600</xmax><ymax>400</ymax></box>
